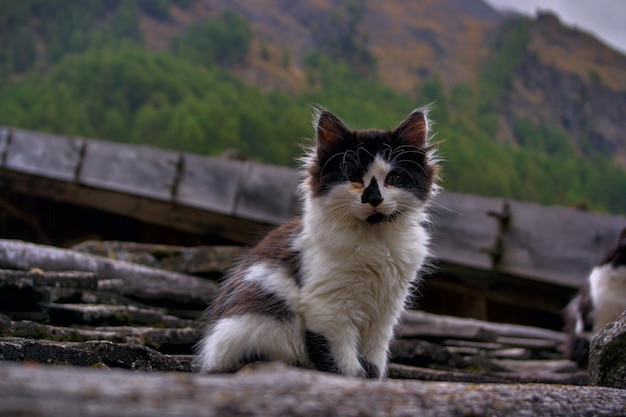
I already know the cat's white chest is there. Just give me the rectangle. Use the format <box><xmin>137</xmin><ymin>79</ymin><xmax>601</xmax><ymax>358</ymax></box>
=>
<box><xmin>589</xmin><ymin>264</ymin><xmax>626</xmax><ymax>330</ymax></box>
<box><xmin>297</xmin><ymin>220</ymin><xmax>427</xmax><ymax>322</ymax></box>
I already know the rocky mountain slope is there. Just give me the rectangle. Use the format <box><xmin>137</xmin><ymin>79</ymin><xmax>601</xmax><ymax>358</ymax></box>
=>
<box><xmin>2</xmin><ymin>0</ymin><xmax>625</xmax><ymax>211</ymax></box>
<box><xmin>137</xmin><ymin>0</ymin><xmax>626</xmax><ymax>163</ymax></box>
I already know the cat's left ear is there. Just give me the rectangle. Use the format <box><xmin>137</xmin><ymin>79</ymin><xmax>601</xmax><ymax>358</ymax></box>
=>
<box><xmin>316</xmin><ymin>110</ymin><xmax>350</xmax><ymax>149</ymax></box>
<box><xmin>395</xmin><ymin>108</ymin><xmax>429</xmax><ymax>147</ymax></box>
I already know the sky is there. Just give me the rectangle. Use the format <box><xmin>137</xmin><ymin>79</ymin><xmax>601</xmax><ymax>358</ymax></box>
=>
<box><xmin>484</xmin><ymin>0</ymin><xmax>626</xmax><ymax>55</ymax></box>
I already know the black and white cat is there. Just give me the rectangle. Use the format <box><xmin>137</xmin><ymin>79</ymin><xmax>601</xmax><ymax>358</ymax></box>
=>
<box><xmin>564</xmin><ymin>227</ymin><xmax>626</xmax><ymax>366</ymax></box>
<box><xmin>195</xmin><ymin>107</ymin><xmax>439</xmax><ymax>378</ymax></box>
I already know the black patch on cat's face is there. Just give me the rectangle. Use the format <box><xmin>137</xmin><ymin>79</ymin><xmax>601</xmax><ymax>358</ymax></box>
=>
<box><xmin>308</xmin><ymin>109</ymin><xmax>438</xmax><ymax>202</ymax></box>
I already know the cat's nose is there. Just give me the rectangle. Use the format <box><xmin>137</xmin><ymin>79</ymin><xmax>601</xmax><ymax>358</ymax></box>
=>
<box><xmin>362</xmin><ymin>178</ymin><xmax>383</xmax><ymax>207</ymax></box>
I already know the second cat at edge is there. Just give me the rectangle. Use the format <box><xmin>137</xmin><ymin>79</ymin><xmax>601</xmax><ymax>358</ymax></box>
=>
<box><xmin>195</xmin><ymin>107</ymin><xmax>440</xmax><ymax>378</ymax></box>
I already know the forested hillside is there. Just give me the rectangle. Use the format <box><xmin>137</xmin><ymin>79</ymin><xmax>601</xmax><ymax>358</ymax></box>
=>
<box><xmin>1</xmin><ymin>0</ymin><xmax>625</xmax><ymax>213</ymax></box>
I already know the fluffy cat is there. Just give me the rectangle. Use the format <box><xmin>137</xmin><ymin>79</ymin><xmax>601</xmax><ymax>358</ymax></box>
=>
<box><xmin>564</xmin><ymin>227</ymin><xmax>626</xmax><ymax>367</ymax></box>
<box><xmin>195</xmin><ymin>107</ymin><xmax>439</xmax><ymax>378</ymax></box>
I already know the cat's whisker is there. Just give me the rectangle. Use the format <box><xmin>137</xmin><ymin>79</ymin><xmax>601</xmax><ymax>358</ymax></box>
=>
<box><xmin>428</xmin><ymin>200</ymin><xmax>460</xmax><ymax>216</ymax></box>
<box><xmin>319</xmin><ymin>152</ymin><xmax>347</xmax><ymax>179</ymax></box>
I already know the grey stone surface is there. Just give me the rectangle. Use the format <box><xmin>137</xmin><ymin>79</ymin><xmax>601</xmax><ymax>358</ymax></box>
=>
<box><xmin>79</xmin><ymin>139</ymin><xmax>180</xmax><ymax>200</ymax></box>
<box><xmin>4</xmin><ymin>129</ymin><xmax>84</xmax><ymax>181</ymax></box>
<box><xmin>589</xmin><ymin>311</ymin><xmax>626</xmax><ymax>389</ymax></box>
<box><xmin>1</xmin><ymin>362</ymin><xmax>624</xmax><ymax>417</ymax></box>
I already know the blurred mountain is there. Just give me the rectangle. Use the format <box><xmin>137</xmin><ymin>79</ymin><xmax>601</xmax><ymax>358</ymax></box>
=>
<box><xmin>1</xmin><ymin>0</ymin><xmax>625</xmax><ymax>211</ymax></box>
<box><xmin>133</xmin><ymin>0</ymin><xmax>626</xmax><ymax>163</ymax></box>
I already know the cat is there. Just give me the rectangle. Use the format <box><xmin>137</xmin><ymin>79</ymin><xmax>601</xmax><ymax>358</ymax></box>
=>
<box><xmin>195</xmin><ymin>107</ymin><xmax>440</xmax><ymax>378</ymax></box>
<box><xmin>564</xmin><ymin>227</ymin><xmax>626</xmax><ymax>367</ymax></box>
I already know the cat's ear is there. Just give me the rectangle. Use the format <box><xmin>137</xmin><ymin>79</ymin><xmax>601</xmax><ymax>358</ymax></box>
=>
<box><xmin>395</xmin><ymin>108</ymin><xmax>429</xmax><ymax>147</ymax></box>
<box><xmin>315</xmin><ymin>110</ymin><xmax>350</xmax><ymax>149</ymax></box>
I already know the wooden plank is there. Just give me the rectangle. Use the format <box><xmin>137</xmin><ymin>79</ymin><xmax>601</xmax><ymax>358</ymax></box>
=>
<box><xmin>79</xmin><ymin>139</ymin><xmax>180</xmax><ymax>201</ymax></box>
<box><xmin>71</xmin><ymin>241</ymin><xmax>243</xmax><ymax>276</ymax></box>
<box><xmin>0</xmin><ymin>127</ymin><xmax>9</xmax><ymax>165</ymax></box>
<box><xmin>235</xmin><ymin>162</ymin><xmax>301</xmax><ymax>224</ymax></box>
<box><xmin>0</xmin><ymin>170</ymin><xmax>267</xmax><ymax>243</ymax></box>
<box><xmin>0</xmin><ymin>239</ymin><xmax>217</xmax><ymax>307</ymax></box>
<box><xmin>430</xmin><ymin>193</ymin><xmax>626</xmax><ymax>289</ymax></box>
<box><xmin>2</xmin><ymin>129</ymin><xmax>626</xmax><ymax>291</ymax></box>
<box><xmin>429</xmin><ymin>192</ymin><xmax>501</xmax><ymax>271</ymax></box>
<box><xmin>176</xmin><ymin>153</ymin><xmax>248</xmax><ymax>215</ymax></box>
<box><xmin>4</xmin><ymin>129</ymin><xmax>84</xmax><ymax>181</ymax></box>
<box><xmin>499</xmin><ymin>200</ymin><xmax>626</xmax><ymax>287</ymax></box>
<box><xmin>398</xmin><ymin>310</ymin><xmax>566</xmax><ymax>343</ymax></box>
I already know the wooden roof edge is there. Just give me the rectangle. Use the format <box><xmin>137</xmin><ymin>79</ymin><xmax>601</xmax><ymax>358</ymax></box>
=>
<box><xmin>1</xmin><ymin>127</ymin><xmax>625</xmax><ymax>288</ymax></box>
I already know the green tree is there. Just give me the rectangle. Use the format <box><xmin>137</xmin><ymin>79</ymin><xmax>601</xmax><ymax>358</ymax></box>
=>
<box><xmin>171</xmin><ymin>11</ymin><xmax>251</xmax><ymax>68</ymax></box>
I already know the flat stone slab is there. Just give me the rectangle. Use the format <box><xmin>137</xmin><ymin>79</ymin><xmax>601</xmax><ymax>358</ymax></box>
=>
<box><xmin>0</xmin><ymin>362</ymin><xmax>624</xmax><ymax>417</ymax></box>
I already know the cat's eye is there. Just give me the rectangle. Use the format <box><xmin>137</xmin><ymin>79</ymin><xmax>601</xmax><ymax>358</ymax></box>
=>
<box><xmin>385</xmin><ymin>173</ymin><xmax>401</xmax><ymax>186</ymax></box>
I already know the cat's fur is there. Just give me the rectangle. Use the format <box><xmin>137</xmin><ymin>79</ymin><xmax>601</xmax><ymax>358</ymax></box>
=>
<box><xmin>195</xmin><ymin>107</ymin><xmax>439</xmax><ymax>378</ymax></box>
<box><xmin>564</xmin><ymin>227</ymin><xmax>626</xmax><ymax>367</ymax></box>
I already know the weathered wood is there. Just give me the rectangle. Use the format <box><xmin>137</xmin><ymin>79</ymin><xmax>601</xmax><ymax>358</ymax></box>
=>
<box><xmin>176</xmin><ymin>153</ymin><xmax>249</xmax><ymax>214</ymax></box>
<box><xmin>2</xmin><ymin>319</ymin><xmax>200</xmax><ymax>352</ymax></box>
<box><xmin>0</xmin><ymin>269</ymin><xmax>97</xmax><ymax>289</ymax></box>
<box><xmin>388</xmin><ymin>363</ymin><xmax>589</xmax><ymax>385</ymax></box>
<box><xmin>3</xmin><ymin>129</ymin><xmax>84</xmax><ymax>181</ymax></box>
<box><xmin>0</xmin><ymin>127</ymin><xmax>9</xmax><ymax>163</ymax></box>
<box><xmin>80</xmin><ymin>139</ymin><xmax>181</xmax><ymax>201</ymax></box>
<box><xmin>499</xmin><ymin>200</ymin><xmax>625</xmax><ymax>288</ymax></box>
<box><xmin>71</xmin><ymin>240</ymin><xmax>244</xmax><ymax>277</ymax></box>
<box><xmin>0</xmin><ymin>338</ymin><xmax>184</xmax><ymax>370</ymax></box>
<box><xmin>429</xmin><ymin>192</ymin><xmax>501</xmax><ymax>271</ymax></box>
<box><xmin>42</xmin><ymin>303</ymin><xmax>183</xmax><ymax>327</ymax></box>
<box><xmin>398</xmin><ymin>310</ymin><xmax>566</xmax><ymax>344</ymax></box>
<box><xmin>1</xmin><ymin>362</ymin><xmax>623</xmax><ymax>417</ymax></box>
<box><xmin>234</xmin><ymin>162</ymin><xmax>301</xmax><ymax>223</ymax></box>
<box><xmin>3</xmin><ymin>128</ymin><xmax>626</xmax><ymax>295</ymax></box>
<box><xmin>432</xmin><ymin>192</ymin><xmax>626</xmax><ymax>289</ymax></box>
<box><xmin>0</xmin><ymin>239</ymin><xmax>216</xmax><ymax>306</ymax></box>
<box><xmin>0</xmin><ymin>169</ymin><xmax>269</xmax><ymax>243</ymax></box>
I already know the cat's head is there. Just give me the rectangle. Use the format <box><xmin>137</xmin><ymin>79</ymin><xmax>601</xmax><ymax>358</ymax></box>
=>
<box><xmin>302</xmin><ymin>107</ymin><xmax>440</xmax><ymax>225</ymax></box>
<box><xmin>601</xmin><ymin>227</ymin><xmax>626</xmax><ymax>268</ymax></box>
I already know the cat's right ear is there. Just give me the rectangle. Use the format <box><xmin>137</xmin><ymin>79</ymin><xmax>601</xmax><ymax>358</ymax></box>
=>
<box><xmin>395</xmin><ymin>108</ymin><xmax>429</xmax><ymax>147</ymax></box>
<box><xmin>315</xmin><ymin>110</ymin><xmax>350</xmax><ymax>150</ymax></box>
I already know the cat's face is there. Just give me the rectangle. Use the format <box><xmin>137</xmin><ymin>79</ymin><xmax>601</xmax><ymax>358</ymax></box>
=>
<box><xmin>305</xmin><ymin>108</ymin><xmax>439</xmax><ymax>224</ymax></box>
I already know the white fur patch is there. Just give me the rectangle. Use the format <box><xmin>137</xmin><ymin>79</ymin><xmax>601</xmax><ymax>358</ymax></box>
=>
<box><xmin>242</xmin><ymin>263</ymin><xmax>300</xmax><ymax>308</ymax></box>
<box><xmin>196</xmin><ymin>314</ymin><xmax>306</xmax><ymax>372</ymax></box>
<box><xmin>589</xmin><ymin>264</ymin><xmax>626</xmax><ymax>331</ymax></box>
<box><xmin>295</xmin><ymin>176</ymin><xmax>431</xmax><ymax>375</ymax></box>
